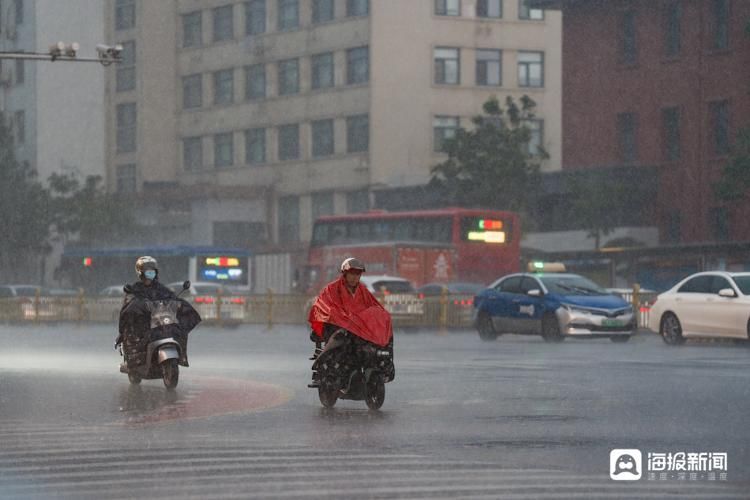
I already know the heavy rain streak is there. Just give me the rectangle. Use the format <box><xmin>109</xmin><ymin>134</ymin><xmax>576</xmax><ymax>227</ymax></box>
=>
<box><xmin>1</xmin><ymin>1</ymin><xmax>749</xmax><ymax>499</ymax></box>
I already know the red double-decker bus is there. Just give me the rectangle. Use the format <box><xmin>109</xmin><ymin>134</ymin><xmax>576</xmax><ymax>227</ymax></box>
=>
<box><xmin>305</xmin><ymin>208</ymin><xmax>521</xmax><ymax>292</ymax></box>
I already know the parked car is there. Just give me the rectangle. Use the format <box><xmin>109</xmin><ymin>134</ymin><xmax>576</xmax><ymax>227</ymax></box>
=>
<box><xmin>648</xmin><ymin>271</ymin><xmax>750</xmax><ymax>344</ymax></box>
<box><xmin>0</xmin><ymin>285</ymin><xmax>41</xmax><ymax>298</ymax></box>
<box><xmin>473</xmin><ymin>267</ymin><xmax>636</xmax><ymax>343</ymax></box>
<box><xmin>166</xmin><ymin>281</ymin><xmax>245</xmax><ymax>322</ymax></box>
<box><xmin>359</xmin><ymin>275</ymin><xmax>424</xmax><ymax>322</ymax></box>
<box><xmin>100</xmin><ymin>285</ymin><xmax>126</xmax><ymax>297</ymax></box>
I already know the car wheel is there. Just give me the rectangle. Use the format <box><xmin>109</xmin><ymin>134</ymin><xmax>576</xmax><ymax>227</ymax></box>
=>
<box><xmin>660</xmin><ymin>313</ymin><xmax>685</xmax><ymax>345</ymax></box>
<box><xmin>610</xmin><ymin>336</ymin><xmax>630</xmax><ymax>343</ymax></box>
<box><xmin>477</xmin><ymin>313</ymin><xmax>498</xmax><ymax>341</ymax></box>
<box><xmin>541</xmin><ymin>314</ymin><xmax>564</xmax><ymax>343</ymax></box>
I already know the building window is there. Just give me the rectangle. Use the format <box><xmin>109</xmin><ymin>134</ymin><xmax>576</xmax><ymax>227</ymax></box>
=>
<box><xmin>278</xmin><ymin>124</ymin><xmax>300</xmax><ymax>161</ymax></box>
<box><xmin>116</xmin><ymin>164</ymin><xmax>136</xmax><ymax>193</ymax></box>
<box><xmin>244</xmin><ymin>64</ymin><xmax>266</xmax><ymax>100</ymax></box>
<box><xmin>435</xmin><ymin>0</ymin><xmax>460</xmax><ymax>16</ymax></box>
<box><xmin>347</xmin><ymin>0</ymin><xmax>368</xmax><ymax>17</ymax></box>
<box><xmin>116</xmin><ymin>103</ymin><xmax>136</xmax><ymax>154</ymax></box>
<box><xmin>182</xmin><ymin>74</ymin><xmax>203</xmax><ymax>109</ymax></box>
<box><xmin>434</xmin><ymin>116</ymin><xmax>459</xmax><ymax>152</ymax></box>
<box><xmin>14</xmin><ymin>59</ymin><xmax>23</xmax><ymax>85</ymax></box>
<box><xmin>311</xmin><ymin>52</ymin><xmax>334</xmax><ymax>90</ymax></box>
<box><xmin>434</xmin><ymin>47</ymin><xmax>460</xmax><ymax>85</ymax></box>
<box><xmin>477</xmin><ymin>0</ymin><xmax>501</xmax><ymax>18</ymax></box>
<box><xmin>662</xmin><ymin>107</ymin><xmax>680</xmax><ymax>161</ymax></box>
<box><xmin>710</xmin><ymin>207</ymin><xmax>729</xmax><ymax>241</ymax></box>
<box><xmin>214</xmin><ymin>133</ymin><xmax>234</xmax><ymax>168</ymax></box>
<box><xmin>278</xmin><ymin>196</ymin><xmax>300</xmax><ymax>243</ymax></box>
<box><xmin>313</xmin><ymin>0</ymin><xmax>334</xmax><ymax>23</ymax></box>
<box><xmin>312</xmin><ymin>192</ymin><xmax>335</xmax><ymax>219</ymax></box>
<box><xmin>14</xmin><ymin>110</ymin><xmax>24</xmax><ymax>144</ymax></box>
<box><xmin>347</xmin><ymin>114</ymin><xmax>369</xmax><ymax>153</ymax></box>
<box><xmin>277</xmin><ymin>58</ymin><xmax>299</xmax><ymax>95</ymax></box>
<box><xmin>213</xmin><ymin>5</ymin><xmax>234</xmax><ymax>42</ymax></box>
<box><xmin>620</xmin><ymin>10</ymin><xmax>637</xmax><ymax>64</ymax></box>
<box><xmin>115</xmin><ymin>0</ymin><xmax>134</xmax><ymax>30</ymax></box>
<box><xmin>245</xmin><ymin>128</ymin><xmax>266</xmax><ymax>165</ymax></box>
<box><xmin>214</xmin><ymin>221</ymin><xmax>267</xmax><ymax>248</ymax></box>
<box><xmin>616</xmin><ymin>112</ymin><xmax>637</xmax><ymax>163</ymax></box>
<box><xmin>519</xmin><ymin>0</ymin><xmax>544</xmax><ymax>20</ymax></box>
<box><xmin>663</xmin><ymin>1</ymin><xmax>681</xmax><ymax>57</ymax></box>
<box><xmin>666</xmin><ymin>210</ymin><xmax>681</xmax><ymax>243</ymax></box>
<box><xmin>710</xmin><ymin>100</ymin><xmax>730</xmax><ymax>156</ymax></box>
<box><xmin>213</xmin><ymin>69</ymin><xmax>234</xmax><ymax>105</ymax></box>
<box><xmin>312</xmin><ymin>119</ymin><xmax>334</xmax><ymax>158</ymax></box>
<box><xmin>517</xmin><ymin>51</ymin><xmax>543</xmax><ymax>87</ymax></box>
<box><xmin>277</xmin><ymin>0</ymin><xmax>299</xmax><ymax>31</ymax></box>
<box><xmin>182</xmin><ymin>11</ymin><xmax>202</xmax><ymax>48</ymax></box>
<box><xmin>346</xmin><ymin>190</ymin><xmax>369</xmax><ymax>213</ymax></box>
<box><xmin>13</xmin><ymin>0</ymin><xmax>23</xmax><ymax>24</ymax></box>
<box><xmin>476</xmin><ymin>49</ymin><xmax>501</xmax><ymax>86</ymax></box>
<box><xmin>183</xmin><ymin>137</ymin><xmax>203</xmax><ymax>171</ymax></box>
<box><xmin>524</xmin><ymin>119</ymin><xmax>543</xmax><ymax>155</ymax></box>
<box><xmin>711</xmin><ymin>0</ymin><xmax>729</xmax><ymax>50</ymax></box>
<box><xmin>346</xmin><ymin>46</ymin><xmax>369</xmax><ymax>85</ymax></box>
<box><xmin>245</xmin><ymin>0</ymin><xmax>266</xmax><ymax>36</ymax></box>
<box><xmin>116</xmin><ymin>41</ymin><xmax>135</xmax><ymax>92</ymax></box>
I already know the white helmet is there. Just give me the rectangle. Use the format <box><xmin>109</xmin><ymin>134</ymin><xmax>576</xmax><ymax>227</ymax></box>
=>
<box><xmin>340</xmin><ymin>257</ymin><xmax>366</xmax><ymax>273</ymax></box>
<box><xmin>135</xmin><ymin>255</ymin><xmax>158</xmax><ymax>278</ymax></box>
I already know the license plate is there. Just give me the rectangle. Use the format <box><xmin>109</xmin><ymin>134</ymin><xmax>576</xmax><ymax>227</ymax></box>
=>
<box><xmin>602</xmin><ymin>318</ymin><xmax>623</xmax><ymax>327</ymax></box>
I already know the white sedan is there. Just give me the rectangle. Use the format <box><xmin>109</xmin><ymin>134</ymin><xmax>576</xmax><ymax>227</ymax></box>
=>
<box><xmin>648</xmin><ymin>271</ymin><xmax>750</xmax><ymax>344</ymax></box>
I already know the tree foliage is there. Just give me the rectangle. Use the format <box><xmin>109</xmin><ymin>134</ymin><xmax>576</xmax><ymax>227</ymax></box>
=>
<box><xmin>713</xmin><ymin>127</ymin><xmax>750</xmax><ymax>202</ymax></box>
<box><xmin>429</xmin><ymin>96</ymin><xmax>547</xmax><ymax>214</ymax></box>
<box><xmin>0</xmin><ymin>115</ymin><xmax>51</xmax><ymax>279</ymax></box>
<box><xmin>48</xmin><ymin>173</ymin><xmax>135</xmax><ymax>245</ymax></box>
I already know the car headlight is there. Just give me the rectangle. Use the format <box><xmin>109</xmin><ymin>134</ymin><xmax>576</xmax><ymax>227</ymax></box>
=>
<box><xmin>560</xmin><ymin>303</ymin><xmax>594</xmax><ymax>314</ymax></box>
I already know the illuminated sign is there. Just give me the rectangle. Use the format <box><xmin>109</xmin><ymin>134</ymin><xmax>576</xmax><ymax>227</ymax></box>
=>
<box><xmin>467</xmin><ymin>231</ymin><xmax>506</xmax><ymax>243</ymax></box>
<box><xmin>205</xmin><ymin>257</ymin><xmax>240</xmax><ymax>267</ymax></box>
<box><xmin>478</xmin><ymin>219</ymin><xmax>503</xmax><ymax>230</ymax></box>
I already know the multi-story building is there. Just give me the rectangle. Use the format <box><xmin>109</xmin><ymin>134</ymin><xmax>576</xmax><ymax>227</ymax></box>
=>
<box><xmin>538</xmin><ymin>0</ymin><xmax>750</xmax><ymax>244</ymax></box>
<box><xmin>0</xmin><ymin>0</ymin><xmax>106</xmax><ymax>183</ymax></box>
<box><xmin>105</xmin><ymin>0</ymin><xmax>561</xmax><ymax>253</ymax></box>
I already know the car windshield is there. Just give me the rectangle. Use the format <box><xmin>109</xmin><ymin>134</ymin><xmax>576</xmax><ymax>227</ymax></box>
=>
<box><xmin>450</xmin><ymin>283</ymin><xmax>484</xmax><ymax>294</ymax></box>
<box><xmin>540</xmin><ymin>275</ymin><xmax>608</xmax><ymax>296</ymax></box>
<box><xmin>371</xmin><ymin>281</ymin><xmax>415</xmax><ymax>293</ymax></box>
<box><xmin>731</xmin><ymin>276</ymin><xmax>750</xmax><ymax>295</ymax></box>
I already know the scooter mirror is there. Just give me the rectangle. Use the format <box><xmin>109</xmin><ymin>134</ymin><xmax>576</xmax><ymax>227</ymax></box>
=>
<box><xmin>182</xmin><ymin>280</ymin><xmax>191</xmax><ymax>291</ymax></box>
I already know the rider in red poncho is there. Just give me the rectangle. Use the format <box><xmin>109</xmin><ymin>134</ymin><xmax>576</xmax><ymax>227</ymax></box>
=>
<box><xmin>308</xmin><ymin>257</ymin><xmax>393</xmax><ymax>347</ymax></box>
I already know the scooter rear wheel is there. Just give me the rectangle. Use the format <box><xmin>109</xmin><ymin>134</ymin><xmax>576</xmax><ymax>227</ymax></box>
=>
<box><xmin>162</xmin><ymin>359</ymin><xmax>179</xmax><ymax>390</ymax></box>
<box><xmin>318</xmin><ymin>386</ymin><xmax>338</xmax><ymax>408</ymax></box>
<box><xmin>365</xmin><ymin>379</ymin><xmax>385</xmax><ymax>410</ymax></box>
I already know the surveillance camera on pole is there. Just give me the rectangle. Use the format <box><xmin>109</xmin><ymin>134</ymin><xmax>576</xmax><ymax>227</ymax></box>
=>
<box><xmin>95</xmin><ymin>44</ymin><xmax>123</xmax><ymax>65</ymax></box>
<box><xmin>48</xmin><ymin>41</ymin><xmax>79</xmax><ymax>60</ymax></box>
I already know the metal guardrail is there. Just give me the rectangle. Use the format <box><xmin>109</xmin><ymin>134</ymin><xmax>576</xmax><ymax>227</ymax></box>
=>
<box><xmin>0</xmin><ymin>285</ymin><xmax>656</xmax><ymax>330</ymax></box>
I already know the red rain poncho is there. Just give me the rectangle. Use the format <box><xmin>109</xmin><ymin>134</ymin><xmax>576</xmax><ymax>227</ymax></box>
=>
<box><xmin>308</xmin><ymin>276</ymin><xmax>393</xmax><ymax>347</ymax></box>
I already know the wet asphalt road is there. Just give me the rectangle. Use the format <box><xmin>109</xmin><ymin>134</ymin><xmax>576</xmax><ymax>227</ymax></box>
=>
<box><xmin>0</xmin><ymin>323</ymin><xmax>749</xmax><ymax>499</ymax></box>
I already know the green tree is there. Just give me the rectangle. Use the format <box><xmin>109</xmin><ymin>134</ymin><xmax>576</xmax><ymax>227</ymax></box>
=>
<box><xmin>49</xmin><ymin>173</ymin><xmax>136</xmax><ymax>245</ymax></box>
<box><xmin>713</xmin><ymin>126</ymin><xmax>750</xmax><ymax>202</ymax></box>
<box><xmin>429</xmin><ymin>96</ymin><xmax>547</xmax><ymax>215</ymax></box>
<box><xmin>0</xmin><ymin>114</ymin><xmax>52</xmax><ymax>280</ymax></box>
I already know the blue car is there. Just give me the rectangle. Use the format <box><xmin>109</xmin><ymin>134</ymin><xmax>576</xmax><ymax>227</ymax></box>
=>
<box><xmin>473</xmin><ymin>271</ymin><xmax>636</xmax><ymax>343</ymax></box>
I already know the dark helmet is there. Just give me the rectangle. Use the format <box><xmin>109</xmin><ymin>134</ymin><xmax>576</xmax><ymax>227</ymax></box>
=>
<box><xmin>135</xmin><ymin>255</ymin><xmax>158</xmax><ymax>279</ymax></box>
<box><xmin>340</xmin><ymin>257</ymin><xmax>366</xmax><ymax>273</ymax></box>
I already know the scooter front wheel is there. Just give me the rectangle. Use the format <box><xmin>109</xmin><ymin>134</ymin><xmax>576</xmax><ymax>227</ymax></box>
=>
<box><xmin>365</xmin><ymin>379</ymin><xmax>385</xmax><ymax>410</ymax></box>
<box><xmin>162</xmin><ymin>359</ymin><xmax>179</xmax><ymax>390</ymax></box>
<box><xmin>318</xmin><ymin>386</ymin><xmax>338</xmax><ymax>408</ymax></box>
<box><xmin>128</xmin><ymin>372</ymin><xmax>141</xmax><ymax>385</ymax></box>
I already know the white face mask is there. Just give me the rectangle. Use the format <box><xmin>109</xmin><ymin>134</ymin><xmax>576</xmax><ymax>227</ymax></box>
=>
<box><xmin>144</xmin><ymin>270</ymin><xmax>157</xmax><ymax>280</ymax></box>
